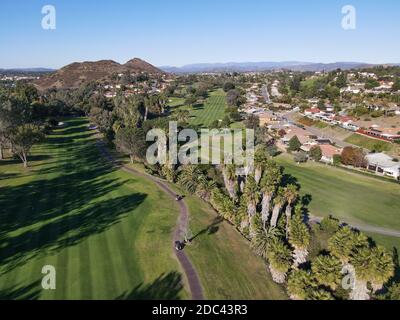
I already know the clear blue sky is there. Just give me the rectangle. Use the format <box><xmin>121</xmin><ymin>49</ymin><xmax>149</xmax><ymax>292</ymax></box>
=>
<box><xmin>1</xmin><ymin>0</ymin><xmax>399</xmax><ymax>68</ymax></box>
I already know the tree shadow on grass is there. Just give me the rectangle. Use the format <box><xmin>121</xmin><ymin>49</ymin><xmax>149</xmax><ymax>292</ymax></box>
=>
<box><xmin>116</xmin><ymin>272</ymin><xmax>184</xmax><ymax>300</ymax></box>
<box><xmin>0</xmin><ymin>280</ymin><xmax>42</xmax><ymax>300</ymax></box>
<box><xmin>190</xmin><ymin>216</ymin><xmax>223</xmax><ymax>241</ymax></box>
<box><xmin>0</xmin><ymin>172</ymin><xmax>20</xmax><ymax>181</ymax></box>
<box><xmin>0</xmin><ymin>154</ymin><xmax>52</xmax><ymax>167</ymax></box>
<box><xmin>0</xmin><ymin>193</ymin><xmax>147</xmax><ymax>274</ymax></box>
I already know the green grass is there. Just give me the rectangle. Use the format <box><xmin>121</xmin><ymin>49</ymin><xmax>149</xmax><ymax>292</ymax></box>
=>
<box><xmin>0</xmin><ymin>118</ymin><xmax>188</xmax><ymax>300</ymax></box>
<box><xmin>190</xmin><ymin>90</ymin><xmax>227</xmax><ymax>127</ymax></box>
<box><xmin>184</xmin><ymin>196</ymin><xmax>287</xmax><ymax>300</ymax></box>
<box><xmin>128</xmin><ymin>163</ymin><xmax>287</xmax><ymax>300</ymax></box>
<box><xmin>169</xmin><ymin>90</ymin><xmax>227</xmax><ymax>127</ymax></box>
<box><xmin>276</xmin><ymin>154</ymin><xmax>400</xmax><ymax>230</ymax></box>
<box><xmin>345</xmin><ymin>133</ymin><xmax>393</xmax><ymax>152</ymax></box>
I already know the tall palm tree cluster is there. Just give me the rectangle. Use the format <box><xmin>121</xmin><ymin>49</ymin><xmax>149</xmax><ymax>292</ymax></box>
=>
<box><xmin>154</xmin><ymin>142</ymin><xmax>398</xmax><ymax>300</ymax></box>
<box><xmin>287</xmin><ymin>223</ymin><xmax>396</xmax><ymax>300</ymax></box>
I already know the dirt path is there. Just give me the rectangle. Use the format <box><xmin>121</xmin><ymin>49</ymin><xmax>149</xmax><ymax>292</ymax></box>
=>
<box><xmin>95</xmin><ymin>141</ymin><xmax>204</xmax><ymax>300</ymax></box>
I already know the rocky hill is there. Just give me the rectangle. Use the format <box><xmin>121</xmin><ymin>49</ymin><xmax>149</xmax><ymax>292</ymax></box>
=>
<box><xmin>34</xmin><ymin>58</ymin><xmax>165</xmax><ymax>90</ymax></box>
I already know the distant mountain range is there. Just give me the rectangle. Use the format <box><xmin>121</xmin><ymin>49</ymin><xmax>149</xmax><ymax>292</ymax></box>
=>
<box><xmin>0</xmin><ymin>68</ymin><xmax>56</xmax><ymax>73</ymax></box>
<box><xmin>33</xmin><ymin>58</ymin><xmax>165</xmax><ymax>90</ymax></box>
<box><xmin>159</xmin><ymin>61</ymin><xmax>399</xmax><ymax>73</ymax></box>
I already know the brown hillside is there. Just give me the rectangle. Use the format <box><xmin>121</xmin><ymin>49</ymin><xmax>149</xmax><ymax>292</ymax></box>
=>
<box><xmin>34</xmin><ymin>58</ymin><xmax>165</xmax><ymax>90</ymax></box>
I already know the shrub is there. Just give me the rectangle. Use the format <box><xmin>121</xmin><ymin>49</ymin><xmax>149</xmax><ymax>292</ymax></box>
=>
<box><xmin>294</xmin><ymin>152</ymin><xmax>308</xmax><ymax>163</ymax></box>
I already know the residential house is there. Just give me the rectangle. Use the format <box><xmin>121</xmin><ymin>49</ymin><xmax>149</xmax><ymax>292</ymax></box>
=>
<box><xmin>304</xmin><ymin>107</ymin><xmax>321</xmax><ymax>116</ymax></box>
<box><xmin>361</xmin><ymin>127</ymin><xmax>400</xmax><ymax>142</ymax></box>
<box><xmin>365</xmin><ymin>153</ymin><xmax>400</xmax><ymax>180</ymax></box>
<box><xmin>319</xmin><ymin>145</ymin><xmax>343</xmax><ymax>164</ymax></box>
<box><xmin>335</xmin><ymin>116</ymin><xmax>360</xmax><ymax>131</ymax></box>
<box><xmin>281</xmin><ymin>126</ymin><xmax>314</xmax><ymax>145</ymax></box>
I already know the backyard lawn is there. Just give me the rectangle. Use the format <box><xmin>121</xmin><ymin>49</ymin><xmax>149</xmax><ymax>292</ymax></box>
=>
<box><xmin>0</xmin><ymin>118</ymin><xmax>187</xmax><ymax>300</ymax></box>
<box><xmin>345</xmin><ymin>133</ymin><xmax>394</xmax><ymax>152</ymax></box>
<box><xmin>276</xmin><ymin>154</ymin><xmax>400</xmax><ymax>230</ymax></box>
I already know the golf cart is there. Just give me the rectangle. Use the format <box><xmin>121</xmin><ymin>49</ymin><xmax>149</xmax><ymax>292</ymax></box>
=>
<box><xmin>174</xmin><ymin>241</ymin><xmax>184</xmax><ymax>251</ymax></box>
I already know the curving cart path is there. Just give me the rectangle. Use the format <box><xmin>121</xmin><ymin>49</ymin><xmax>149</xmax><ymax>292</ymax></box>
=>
<box><xmin>96</xmin><ymin>140</ymin><xmax>204</xmax><ymax>300</ymax></box>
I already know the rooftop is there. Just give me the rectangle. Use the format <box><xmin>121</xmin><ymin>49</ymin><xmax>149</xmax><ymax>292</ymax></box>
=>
<box><xmin>365</xmin><ymin>153</ymin><xmax>400</xmax><ymax>169</ymax></box>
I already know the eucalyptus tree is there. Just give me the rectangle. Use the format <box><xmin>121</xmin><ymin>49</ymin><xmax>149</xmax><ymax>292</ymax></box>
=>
<box><xmin>8</xmin><ymin>124</ymin><xmax>45</xmax><ymax>168</ymax></box>
<box><xmin>114</xmin><ymin>126</ymin><xmax>146</xmax><ymax>163</ymax></box>
<box><xmin>175</xmin><ymin>109</ymin><xmax>190</xmax><ymax>124</ymax></box>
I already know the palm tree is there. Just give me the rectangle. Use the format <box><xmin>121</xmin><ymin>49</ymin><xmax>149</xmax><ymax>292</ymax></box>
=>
<box><xmin>287</xmin><ymin>269</ymin><xmax>313</xmax><ymax>300</ymax></box>
<box><xmin>251</xmin><ymin>228</ymin><xmax>281</xmax><ymax>260</ymax></box>
<box><xmin>311</xmin><ymin>255</ymin><xmax>342</xmax><ymax>291</ymax></box>
<box><xmin>270</xmin><ymin>187</ymin><xmax>285</xmax><ymax>229</ymax></box>
<box><xmin>350</xmin><ymin>245</ymin><xmax>394</xmax><ymax>296</ymax></box>
<box><xmin>210</xmin><ymin>187</ymin><xmax>236</xmax><ymax>223</ymax></box>
<box><xmin>283</xmin><ymin>184</ymin><xmax>299</xmax><ymax>239</ymax></box>
<box><xmin>328</xmin><ymin>226</ymin><xmax>369</xmax><ymax>264</ymax></box>
<box><xmin>243</xmin><ymin>175</ymin><xmax>260</xmax><ymax>238</ymax></box>
<box><xmin>369</xmin><ymin>246</ymin><xmax>395</xmax><ymax>292</ymax></box>
<box><xmin>195</xmin><ymin>175</ymin><xmax>216</xmax><ymax>201</ymax></box>
<box><xmin>251</xmin><ymin>228</ymin><xmax>270</xmax><ymax>260</ymax></box>
<box><xmin>259</xmin><ymin>161</ymin><xmax>282</xmax><ymax>229</ymax></box>
<box><xmin>161</xmin><ymin>164</ymin><xmax>176</xmax><ymax>183</ymax></box>
<box><xmin>178</xmin><ymin>165</ymin><xmax>202</xmax><ymax>193</ymax></box>
<box><xmin>308</xmin><ymin>289</ymin><xmax>334</xmax><ymax>301</ymax></box>
<box><xmin>267</xmin><ymin>237</ymin><xmax>292</xmax><ymax>284</ymax></box>
<box><xmin>349</xmin><ymin>247</ymin><xmax>373</xmax><ymax>300</ymax></box>
<box><xmin>243</xmin><ymin>175</ymin><xmax>259</xmax><ymax>217</ymax></box>
<box><xmin>288</xmin><ymin>213</ymin><xmax>310</xmax><ymax>268</ymax></box>
<box><xmin>222</xmin><ymin>164</ymin><xmax>237</xmax><ymax>201</ymax></box>
<box><xmin>254</xmin><ymin>145</ymin><xmax>269</xmax><ymax>185</ymax></box>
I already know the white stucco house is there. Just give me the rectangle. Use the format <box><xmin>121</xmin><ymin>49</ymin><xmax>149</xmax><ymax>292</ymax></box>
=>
<box><xmin>365</xmin><ymin>153</ymin><xmax>400</xmax><ymax>180</ymax></box>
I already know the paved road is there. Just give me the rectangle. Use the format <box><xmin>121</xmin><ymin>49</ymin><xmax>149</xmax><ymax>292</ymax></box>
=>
<box><xmin>95</xmin><ymin>141</ymin><xmax>204</xmax><ymax>300</ymax></box>
<box><xmin>309</xmin><ymin>215</ymin><xmax>400</xmax><ymax>238</ymax></box>
<box><xmin>261</xmin><ymin>84</ymin><xmax>271</xmax><ymax>103</ymax></box>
